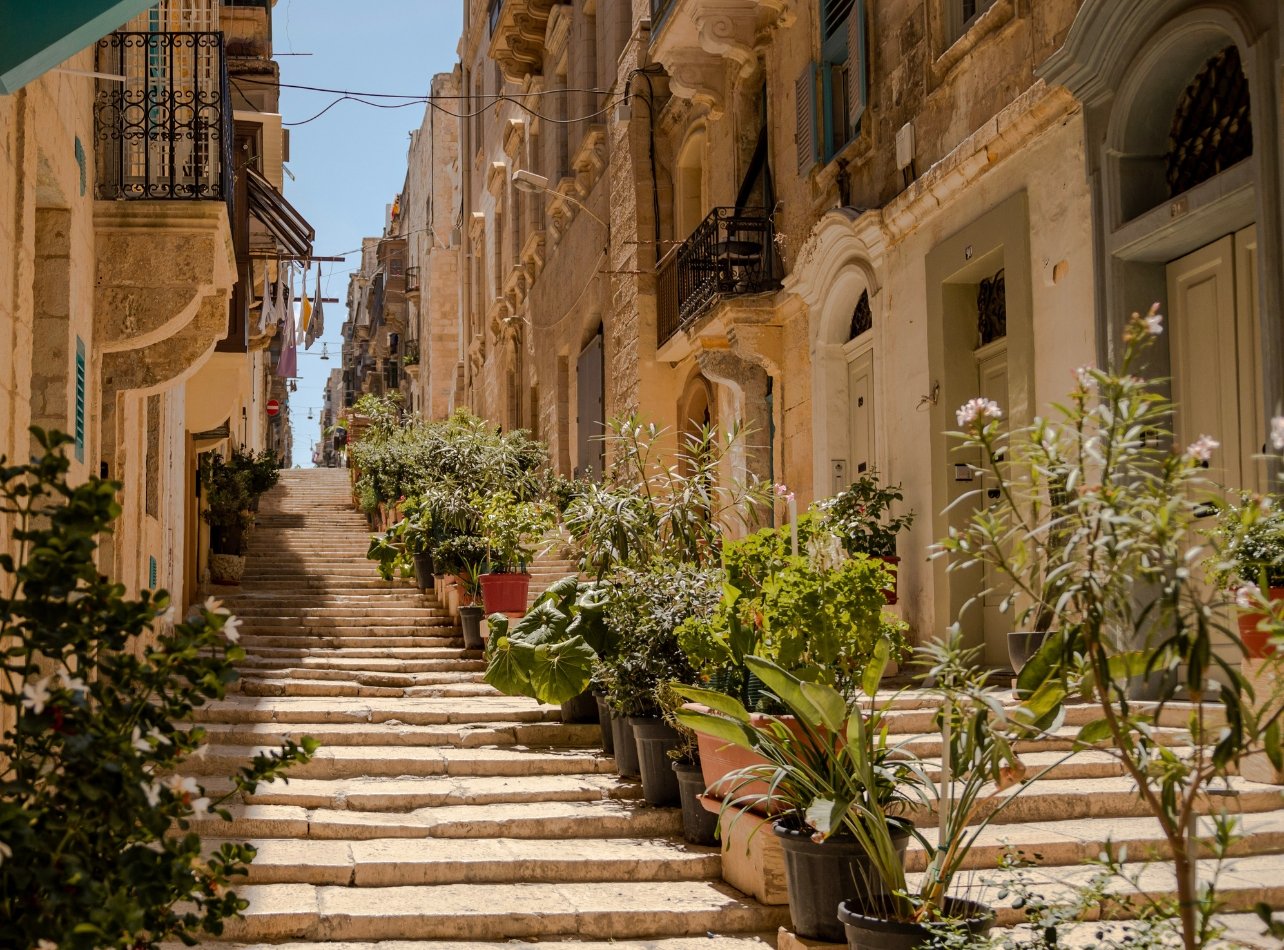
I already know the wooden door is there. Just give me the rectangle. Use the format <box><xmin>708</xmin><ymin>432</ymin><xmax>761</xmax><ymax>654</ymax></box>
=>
<box><xmin>846</xmin><ymin>347</ymin><xmax>875</xmax><ymax>482</ymax></box>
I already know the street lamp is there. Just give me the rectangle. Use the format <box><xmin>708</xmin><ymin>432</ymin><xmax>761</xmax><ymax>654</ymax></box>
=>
<box><xmin>512</xmin><ymin>168</ymin><xmax>609</xmax><ymax>236</ymax></box>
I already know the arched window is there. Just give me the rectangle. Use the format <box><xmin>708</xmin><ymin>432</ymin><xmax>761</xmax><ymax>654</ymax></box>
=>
<box><xmin>848</xmin><ymin>289</ymin><xmax>872</xmax><ymax>341</ymax></box>
<box><xmin>675</xmin><ymin>129</ymin><xmax>707</xmax><ymax>241</ymax></box>
<box><xmin>1165</xmin><ymin>45</ymin><xmax>1252</xmax><ymax>198</ymax></box>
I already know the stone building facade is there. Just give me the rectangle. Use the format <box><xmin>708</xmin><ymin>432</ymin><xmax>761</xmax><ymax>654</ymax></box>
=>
<box><xmin>0</xmin><ymin>0</ymin><xmax>310</xmax><ymax>614</ymax></box>
<box><xmin>361</xmin><ymin>0</ymin><xmax>1284</xmax><ymax>658</ymax></box>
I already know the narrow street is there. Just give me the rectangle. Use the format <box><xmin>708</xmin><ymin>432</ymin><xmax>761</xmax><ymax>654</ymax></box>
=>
<box><xmin>184</xmin><ymin>469</ymin><xmax>788</xmax><ymax>946</ymax></box>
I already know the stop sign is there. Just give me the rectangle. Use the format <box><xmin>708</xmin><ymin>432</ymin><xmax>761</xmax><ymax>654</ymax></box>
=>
<box><xmin>265</xmin><ymin>399</ymin><xmax>280</xmax><ymax>417</ymax></box>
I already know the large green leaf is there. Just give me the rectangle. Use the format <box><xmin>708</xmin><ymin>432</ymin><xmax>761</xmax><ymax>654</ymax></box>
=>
<box><xmin>799</xmin><ymin>680</ymin><xmax>847</xmax><ymax>735</ymax></box>
<box><xmin>482</xmin><ymin>635</ymin><xmax>534</xmax><ymax>699</ymax></box>
<box><xmin>527</xmin><ymin>635</ymin><xmax>597</xmax><ymax>705</ymax></box>
<box><xmin>862</xmin><ymin>637</ymin><xmax>892</xmax><ymax>698</ymax></box>
<box><xmin>674</xmin><ymin>707</ymin><xmax>757</xmax><ymax>751</ymax></box>
<box><xmin>1015</xmin><ymin>627</ymin><xmax>1072</xmax><ymax>698</ymax></box>
<box><xmin>670</xmin><ymin>684</ymin><xmax>751</xmax><ymax>722</ymax></box>
<box><xmin>744</xmin><ymin>655</ymin><xmax>831</xmax><ymax>730</ymax></box>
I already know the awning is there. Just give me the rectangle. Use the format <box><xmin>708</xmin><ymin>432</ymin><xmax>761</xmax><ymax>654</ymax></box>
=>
<box><xmin>0</xmin><ymin>0</ymin><xmax>157</xmax><ymax>94</ymax></box>
<box><xmin>246</xmin><ymin>166</ymin><xmax>315</xmax><ymax>261</ymax></box>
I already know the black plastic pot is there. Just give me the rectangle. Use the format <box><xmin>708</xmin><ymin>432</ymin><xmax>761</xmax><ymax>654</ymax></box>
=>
<box><xmin>837</xmin><ymin>898</ymin><xmax>994</xmax><ymax>950</ymax></box>
<box><xmin>459</xmin><ymin>605</ymin><xmax>484</xmax><ymax>650</ymax></box>
<box><xmin>412</xmin><ymin>553</ymin><xmax>435</xmax><ymax>591</ymax></box>
<box><xmin>595</xmin><ymin>693</ymin><xmax>614</xmax><ymax>755</ymax></box>
<box><xmin>1006</xmin><ymin>630</ymin><xmax>1048</xmax><ymax>672</ymax></box>
<box><xmin>774</xmin><ymin>820</ymin><xmax>912</xmax><ymax>943</ymax></box>
<box><xmin>630</xmin><ymin>716</ymin><xmax>681</xmax><ymax>807</ymax></box>
<box><xmin>673</xmin><ymin>761</ymin><xmax>717</xmax><ymax>845</ymax></box>
<box><xmin>560</xmin><ymin>690</ymin><xmax>599</xmax><ymax>724</ymax></box>
<box><xmin>610</xmin><ymin>710</ymin><xmax>640</xmax><ymax>777</ymax></box>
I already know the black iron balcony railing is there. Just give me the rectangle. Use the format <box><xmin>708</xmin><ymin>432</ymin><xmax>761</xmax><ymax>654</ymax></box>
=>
<box><xmin>657</xmin><ymin>207</ymin><xmax>782</xmax><ymax>347</ymax></box>
<box><xmin>93</xmin><ymin>32</ymin><xmax>232</xmax><ymax>202</ymax></box>
<box><xmin>405</xmin><ymin>265</ymin><xmax>421</xmax><ymax>294</ymax></box>
<box><xmin>488</xmin><ymin>0</ymin><xmax>504</xmax><ymax>33</ymax></box>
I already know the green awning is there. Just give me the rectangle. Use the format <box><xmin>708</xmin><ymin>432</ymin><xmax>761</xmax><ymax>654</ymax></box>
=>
<box><xmin>0</xmin><ymin>0</ymin><xmax>159</xmax><ymax>94</ymax></box>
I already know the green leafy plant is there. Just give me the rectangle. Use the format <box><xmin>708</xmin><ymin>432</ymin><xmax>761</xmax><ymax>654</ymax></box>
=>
<box><xmin>1216</xmin><ymin>495</ymin><xmax>1284</xmax><ymax>590</ymax></box>
<box><xmin>0</xmin><ymin>430</ymin><xmax>315</xmax><ymax>949</ymax></box>
<box><xmin>200</xmin><ymin>451</ymin><xmax>254</xmax><ymax>556</ymax></box>
<box><xmin>483</xmin><ymin>576</ymin><xmax>612</xmax><ymax>704</ymax></box>
<box><xmin>476</xmin><ymin>490</ymin><xmax>553</xmax><ymax>572</ymax></box>
<box><xmin>942</xmin><ymin>305</ymin><xmax>1284</xmax><ymax>949</ymax></box>
<box><xmin>817</xmin><ymin>472</ymin><xmax>915</xmax><ymax>558</ymax></box>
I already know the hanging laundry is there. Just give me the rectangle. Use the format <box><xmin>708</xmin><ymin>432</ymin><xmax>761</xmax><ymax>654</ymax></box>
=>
<box><xmin>276</xmin><ymin>265</ymin><xmax>298</xmax><ymax>378</ymax></box>
<box><xmin>306</xmin><ymin>263</ymin><xmax>325</xmax><ymax>349</ymax></box>
<box><xmin>258</xmin><ymin>261</ymin><xmax>276</xmax><ymax>336</ymax></box>
<box><xmin>298</xmin><ymin>279</ymin><xmax>313</xmax><ymax>339</ymax></box>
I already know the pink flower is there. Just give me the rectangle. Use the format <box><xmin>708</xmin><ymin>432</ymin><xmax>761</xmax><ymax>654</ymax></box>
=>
<box><xmin>1236</xmin><ymin>582</ymin><xmax>1261</xmax><ymax>611</ymax></box>
<box><xmin>956</xmin><ymin>398</ymin><xmax>1003</xmax><ymax>428</ymax></box>
<box><xmin>1184</xmin><ymin>435</ymin><xmax>1219</xmax><ymax>463</ymax></box>
<box><xmin>1271</xmin><ymin>416</ymin><xmax>1284</xmax><ymax>452</ymax></box>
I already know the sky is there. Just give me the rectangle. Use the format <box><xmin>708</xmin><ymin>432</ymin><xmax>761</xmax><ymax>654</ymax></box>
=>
<box><xmin>273</xmin><ymin>0</ymin><xmax>464</xmax><ymax>466</ymax></box>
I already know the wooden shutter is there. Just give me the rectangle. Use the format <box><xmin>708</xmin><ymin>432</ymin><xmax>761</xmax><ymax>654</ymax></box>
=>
<box><xmin>796</xmin><ymin>63</ymin><xmax>819</xmax><ymax>173</ymax></box>
<box><xmin>847</xmin><ymin>0</ymin><xmax>867</xmax><ymax>132</ymax></box>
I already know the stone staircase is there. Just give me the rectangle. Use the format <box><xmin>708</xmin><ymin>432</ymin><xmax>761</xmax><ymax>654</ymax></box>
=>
<box><xmin>185</xmin><ymin>469</ymin><xmax>1283</xmax><ymax>949</ymax></box>
<box><xmin>187</xmin><ymin>468</ymin><xmax>786</xmax><ymax>949</ymax></box>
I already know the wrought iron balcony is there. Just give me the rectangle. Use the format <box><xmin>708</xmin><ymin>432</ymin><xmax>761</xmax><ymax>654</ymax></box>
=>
<box><xmin>405</xmin><ymin>265</ymin><xmax>421</xmax><ymax>295</ymax></box>
<box><xmin>657</xmin><ymin>207</ymin><xmax>782</xmax><ymax>347</ymax></box>
<box><xmin>93</xmin><ymin>31</ymin><xmax>232</xmax><ymax>201</ymax></box>
<box><xmin>651</xmin><ymin>0</ymin><xmax>677</xmax><ymax>28</ymax></box>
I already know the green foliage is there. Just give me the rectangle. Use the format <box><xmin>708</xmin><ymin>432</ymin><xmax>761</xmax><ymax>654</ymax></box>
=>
<box><xmin>941</xmin><ymin>306</ymin><xmax>1284</xmax><ymax>949</ymax></box>
<box><xmin>483</xmin><ymin>577</ymin><xmax>613</xmax><ymax>704</ymax></box>
<box><xmin>433</xmin><ymin>535</ymin><xmax>488</xmax><ymax>578</ymax></box>
<box><xmin>598</xmin><ymin>563</ymin><xmax>721</xmax><ymax>717</ymax></box>
<box><xmin>816</xmin><ymin>472</ymin><xmax>915</xmax><ymax>558</ymax></box>
<box><xmin>233</xmin><ymin>447</ymin><xmax>281</xmax><ymax>498</ymax></box>
<box><xmin>1216</xmin><ymin>495</ymin><xmax>1284</xmax><ymax>589</ymax></box>
<box><xmin>476</xmin><ymin>490</ymin><xmax>553</xmax><ymax>572</ymax></box>
<box><xmin>677</xmin><ymin>522</ymin><xmax>906</xmax><ymax>704</ymax></box>
<box><xmin>562</xmin><ymin>416</ymin><xmax>772</xmax><ymax>577</ymax></box>
<box><xmin>0</xmin><ymin>429</ymin><xmax>314</xmax><ymax>949</ymax></box>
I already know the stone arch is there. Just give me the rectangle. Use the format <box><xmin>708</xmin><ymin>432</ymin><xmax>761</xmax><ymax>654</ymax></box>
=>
<box><xmin>781</xmin><ymin>208</ymin><xmax>886</xmax><ymax>500</ymax></box>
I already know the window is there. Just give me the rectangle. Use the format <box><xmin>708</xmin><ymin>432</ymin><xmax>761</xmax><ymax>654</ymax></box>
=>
<box><xmin>797</xmin><ymin>0</ymin><xmax>867</xmax><ymax>171</ymax></box>
<box><xmin>952</xmin><ymin>0</ymin><xmax>994</xmax><ymax>43</ymax></box>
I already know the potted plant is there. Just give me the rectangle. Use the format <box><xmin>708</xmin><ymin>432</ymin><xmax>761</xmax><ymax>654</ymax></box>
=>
<box><xmin>817</xmin><ymin>472</ymin><xmax>915</xmax><ymax>604</ymax></box>
<box><xmin>597</xmin><ymin>563</ymin><xmax>720</xmax><ymax>805</ymax></box>
<box><xmin>1218</xmin><ymin>496</ymin><xmax>1284</xmax><ymax>657</ymax></box>
<box><xmin>201</xmin><ymin>451</ymin><xmax>254</xmax><ymax>585</ymax></box>
<box><xmin>233</xmin><ymin>447</ymin><xmax>281</xmax><ymax>512</ymax></box>
<box><xmin>661</xmin><ymin>683</ymin><xmax>718</xmax><ymax>845</ymax></box>
<box><xmin>455</xmin><ymin>561</ymin><xmax>487</xmax><ymax>650</ymax></box>
<box><xmin>476</xmin><ymin>490</ymin><xmax>553</xmax><ymax>615</ymax></box>
<box><xmin>676</xmin><ymin>646</ymin><xmax>918</xmax><ymax>943</ymax></box>
<box><xmin>483</xmin><ymin>576</ymin><xmax>613</xmax><ymax>708</ymax></box>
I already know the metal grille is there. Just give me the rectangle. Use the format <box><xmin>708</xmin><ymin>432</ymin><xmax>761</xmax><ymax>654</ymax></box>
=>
<box><xmin>657</xmin><ymin>207</ymin><xmax>782</xmax><ymax>346</ymax></box>
<box><xmin>94</xmin><ymin>31</ymin><xmax>231</xmax><ymax>200</ymax></box>
<box><xmin>849</xmin><ymin>290</ymin><xmax>872</xmax><ymax>340</ymax></box>
<box><xmin>74</xmin><ymin>337</ymin><xmax>86</xmax><ymax>463</ymax></box>
<box><xmin>823</xmin><ymin>0</ymin><xmax>855</xmax><ymax>38</ymax></box>
<box><xmin>1166</xmin><ymin>45</ymin><xmax>1253</xmax><ymax>198</ymax></box>
<box><xmin>977</xmin><ymin>268</ymin><xmax>1006</xmax><ymax>347</ymax></box>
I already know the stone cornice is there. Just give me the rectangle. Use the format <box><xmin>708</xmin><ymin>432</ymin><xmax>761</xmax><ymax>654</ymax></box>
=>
<box><xmin>488</xmin><ymin>0</ymin><xmax>561</xmax><ymax>84</ymax></box>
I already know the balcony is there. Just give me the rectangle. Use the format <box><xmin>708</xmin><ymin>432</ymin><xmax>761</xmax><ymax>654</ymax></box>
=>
<box><xmin>657</xmin><ymin>207</ymin><xmax>782</xmax><ymax>347</ymax></box>
<box><xmin>93</xmin><ymin>31</ymin><xmax>232</xmax><ymax>201</ymax></box>
<box><xmin>405</xmin><ymin>264</ymin><xmax>421</xmax><ymax>296</ymax></box>
<box><xmin>487</xmin><ymin>0</ymin><xmax>556</xmax><ymax>83</ymax></box>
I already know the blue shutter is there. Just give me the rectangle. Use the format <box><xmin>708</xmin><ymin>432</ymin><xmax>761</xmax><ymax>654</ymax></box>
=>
<box><xmin>74</xmin><ymin>336</ymin><xmax>86</xmax><ymax>463</ymax></box>
<box><xmin>149</xmin><ymin>555</ymin><xmax>157</xmax><ymax>590</ymax></box>
<box><xmin>847</xmin><ymin>0</ymin><xmax>867</xmax><ymax>132</ymax></box>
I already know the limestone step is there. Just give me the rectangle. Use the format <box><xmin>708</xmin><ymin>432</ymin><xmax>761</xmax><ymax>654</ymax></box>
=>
<box><xmin>195</xmin><ymin>696</ymin><xmax>557</xmax><ymax>725</ymax></box>
<box><xmin>241</xmin><ymin>646</ymin><xmax>472</xmax><ymax>661</ymax></box>
<box><xmin>233</xmin><ymin>669</ymin><xmax>486</xmax><ymax>687</ymax></box>
<box><xmin>216</xmin><ymin>880</ymin><xmax>791</xmax><ymax>943</ymax></box>
<box><xmin>235</xmin><ymin>617</ymin><xmax>456</xmax><ymax>630</ymax></box>
<box><xmin>231</xmin><ymin>607</ymin><xmax>453</xmax><ymax>618</ymax></box>
<box><xmin>203</xmin><ymin>937</ymin><xmax>776</xmax><ymax>950</ymax></box>
<box><xmin>215</xmin><ymin>772</ymin><xmax>639</xmax><ymax>810</ymax></box>
<box><xmin>188</xmin><ymin>744</ymin><xmax>612</xmax><ymax>780</ymax></box>
<box><xmin>237</xmin><ymin>657</ymin><xmax>485</xmax><ymax>674</ymax></box>
<box><xmin>187</xmin><ymin>798</ymin><xmax>684</xmax><ymax>841</ymax></box>
<box><xmin>237</xmin><ymin>636</ymin><xmax>462</xmax><ymax>650</ymax></box>
<box><xmin>232</xmin><ymin>678</ymin><xmax>499</xmax><ymax>698</ymax></box>
<box><xmin>211</xmin><ymin>836</ymin><xmax>719</xmax><ymax>887</ymax></box>
<box><xmin>197</xmin><ymin>720</ymin><xmax>598</xmax><ymax>749</ymax></box>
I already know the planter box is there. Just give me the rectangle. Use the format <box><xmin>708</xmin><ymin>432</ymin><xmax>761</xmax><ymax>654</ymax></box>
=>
<box><xmin>701</xmin><ymin>795</ymin><xmax>788</xmax><ymax>905</ymax></box>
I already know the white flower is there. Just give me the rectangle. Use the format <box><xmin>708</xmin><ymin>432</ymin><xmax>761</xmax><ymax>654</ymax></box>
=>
<box><xmin>1184</xmin><ymin>435</ymin><xmax>1219</xmax><ymax>463</ymax></box>
<box><xmin>1271</xmin><ymin>416</ymin><xmax>1284</xmax><ymax>451</ymax></box>
<box><xmin>159</xmin><ymin>604</ymin><xmax>177</xmax><ymax>625</ymax></box>
<box><xmin>130</xmin><ymin>727</ymin><xmax>152</xmax><ymax>754</ymax></box>
<box><xmin>140</xmin><ymin>780</ymin><xmax>162</xmax><ymax>807</ymax></box>
<box><xmin>66</xmin><ymin>591</ymin><xmax>86</xmax><ymax>605</ymax></box>
<box><xmin>1142</xmin><ymin>304</ymin><xmax>1164</xmax><ymax>335</ymax></box>
<box><xmin>57</xmin><ymin>670</ymin><xmax>86</xmax><ymax>696</ymax></box>
<box><xmin>956</xmin><ymin>398</ymin><xmax>1003</xmax><ymax>428</ymax></box>
<box><xmin>0</xmin><ymin>840</ymin><xmax>11</xmax><ymax>865</ymax></box>
<box><xmin>203</xmin><ymin>596</ymin><xmax>229</xmax><ymax>616</ymax></box>
<box><xmin>21</xmin><ymin>677</ymin><xmax>52</xmax><ymax>715</ymax></box>
<box><xmin>191</xmin><ymin>796</ymin><xmax>212</xmax><ymax>814</ymax></box>
<box><xmin>36</xmin><ymin>940</ymin><xmax>58</xmax><ymax>950</ymax></box>
<box><xmin>1236</xmin><ymin>582</ymin><xmax>1262</xmax><ymax>611</ymax></box>
<box><xmin>222</xmin><ymin>615</ymin><xmax>242</xmax><ymax>644</ymax></box>
<box><xmin>166</xmin><ymin>775</ymin><xmax>202</xmax><ymax>800</ymax></box>
<box><xmin>148</xmin><ymin>727</ymin><xmax>168</xmax><ymax>747</ymax></box>
<box><xmin>1075</xmin><ymin>365</ymin><xmax>1097</xmax><ymax>390</ymax></box>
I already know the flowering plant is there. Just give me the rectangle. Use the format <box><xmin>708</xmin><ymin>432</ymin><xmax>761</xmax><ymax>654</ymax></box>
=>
<box><xmin>816</xmin><ymin>471</ymin><xmax>915</xmax><ymax>558</ymax></box>
<box><xmin>0</xmin><ymin>431</ymin><xmax>315</xmax><ymax>949</ymax></box>
<box><xmin>939</xmin><ymin>307</ymin><xmax>1284</xmax><ymax>949</ymax></box>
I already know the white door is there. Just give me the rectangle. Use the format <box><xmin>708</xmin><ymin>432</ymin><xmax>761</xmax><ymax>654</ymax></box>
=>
<box><xmin>975</xmin><ymin>340</ymin><xmax>1010</xmax><ymax>666</ymax></box>
<box><xmin>846</xmin><ymin>347</ymin><xmax>875</xmax><ymax>482</ymax></box>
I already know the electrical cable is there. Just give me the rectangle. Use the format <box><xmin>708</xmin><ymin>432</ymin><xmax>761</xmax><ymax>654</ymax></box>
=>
<box><xmin>237</xmin><ymin>75</ymin><xmax>613</xmax><ymax>100</ymax></box>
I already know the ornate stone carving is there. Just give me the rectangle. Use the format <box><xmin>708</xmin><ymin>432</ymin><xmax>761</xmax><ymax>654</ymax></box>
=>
<box><xmin>488</xmin><ymin>0</ymin><xmax>561</xmax><ymax>84</ymax></box>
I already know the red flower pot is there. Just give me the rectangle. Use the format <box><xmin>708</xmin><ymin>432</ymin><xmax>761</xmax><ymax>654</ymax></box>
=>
<box><xmin>480</xmin><ymin>572</ymin><xmax>531</xmax><ymax>616</ymax></box>
<box><xmin>1239</xmin><ymin>587</ymin><xmax>1284</xmax><ymax>658</ymax></box>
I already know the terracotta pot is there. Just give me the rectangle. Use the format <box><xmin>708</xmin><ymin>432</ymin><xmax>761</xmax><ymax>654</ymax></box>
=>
<box><xmin>687</xmin><ymin>703</ymin><xmax>809</xmax><ymax>816</ymax></box>
<box><xmin>1239</xmin><ymin>587</ymin><xmax>1284</xmax><ymax>658</ymax></box>
<box><xmin>480</xmin><ymin>572</ymin><xmax>531</xmax><ymax>615</ymax></box>
<box><xmin>877</xmin><ymin>555</ymin><xmax>900</xmax><ymax>605</ymax></box>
